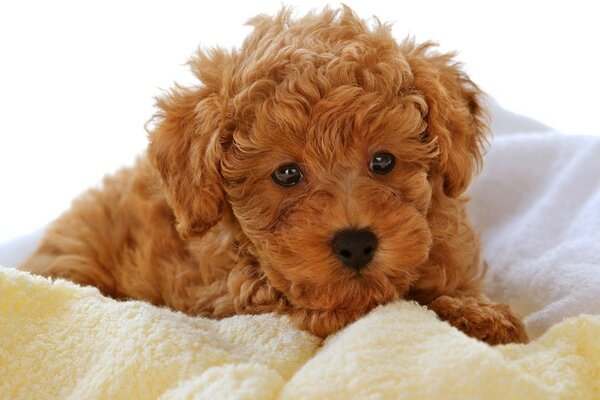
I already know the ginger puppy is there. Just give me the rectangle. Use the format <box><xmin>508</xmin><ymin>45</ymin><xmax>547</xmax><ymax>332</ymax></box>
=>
<box><xmin>21</xmin><ymin>7</ymin><xmax>527</xmax><ymax>345</ymax></box>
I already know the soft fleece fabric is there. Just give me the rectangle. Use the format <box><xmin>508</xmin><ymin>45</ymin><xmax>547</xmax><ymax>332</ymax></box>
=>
<box><xmin>1</xmin><ymin>266</ymin><xmax>599</xmax><ymax>399</ymax></box>
<box><xmin>468</xmin><ymin>132</ymin><xmax>600</xmax><ymax>339</ymax></box>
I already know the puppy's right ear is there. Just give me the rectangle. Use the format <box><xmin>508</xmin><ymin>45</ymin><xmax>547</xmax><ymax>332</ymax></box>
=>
<box><xmin>148</xmin><ymin>50</ymin><xmax>230</xmax><ymax>239</ymax></box>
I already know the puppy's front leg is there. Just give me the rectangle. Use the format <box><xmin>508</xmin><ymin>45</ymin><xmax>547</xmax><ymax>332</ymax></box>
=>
<box><xmin>426</xmin><ymin>293</ymin><xmax>528</xmax><ymax>345</ymax></box>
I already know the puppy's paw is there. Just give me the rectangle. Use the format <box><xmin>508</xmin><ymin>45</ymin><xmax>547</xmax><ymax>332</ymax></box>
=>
<box><xmin>428</xmin><ymin>295</ymin><xmax>528</xmax><ymax>345</ymax></box>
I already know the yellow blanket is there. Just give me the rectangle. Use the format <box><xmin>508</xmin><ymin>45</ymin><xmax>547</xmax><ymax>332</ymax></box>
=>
<box><xmin>1</xmin><ymin>266</ymin><xmax>599</xmax><ymax>399</ymax></box>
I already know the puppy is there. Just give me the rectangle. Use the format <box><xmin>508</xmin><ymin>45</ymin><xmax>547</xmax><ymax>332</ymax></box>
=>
<box><xmin>20</xmin><ymin>7</ymin><xmax>527</xmax><ymax>345</ymax></box>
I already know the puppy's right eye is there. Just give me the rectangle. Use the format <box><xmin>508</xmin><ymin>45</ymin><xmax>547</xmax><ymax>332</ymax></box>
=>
<box><xmin>272</xmin><ymin>164</ymin><xmax>303</xmax><ymax>187</ymax></box>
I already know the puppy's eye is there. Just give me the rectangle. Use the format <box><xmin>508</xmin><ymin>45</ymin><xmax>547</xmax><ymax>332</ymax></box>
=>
<box><xmin>272</xmin><ymin>163</ymin><xmax>303</xmax><ymax>187</ymax></box>
<box><xmin>369</xmin><ymin>153</ymin><xmax>395</xmax><ymax>174</ymax></box>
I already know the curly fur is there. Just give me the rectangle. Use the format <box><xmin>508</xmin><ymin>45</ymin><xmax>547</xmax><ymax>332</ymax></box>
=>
<box><xmin>20</xmin><ymin>6</ymin><xmax>527</xmax><ymax>345</ymax></box>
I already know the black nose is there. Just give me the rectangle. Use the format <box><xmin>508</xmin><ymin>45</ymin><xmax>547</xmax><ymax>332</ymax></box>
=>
<box><xmin>331</xmin><ymin>229</ymin><xmax>378</xmax><ymax>271</ymax></box>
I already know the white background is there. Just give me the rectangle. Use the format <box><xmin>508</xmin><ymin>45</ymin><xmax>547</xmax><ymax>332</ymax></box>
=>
<box><xmin>1</xmin><ymin>0</ymin><xmax>599</xmax><ymax>242</ymax></box>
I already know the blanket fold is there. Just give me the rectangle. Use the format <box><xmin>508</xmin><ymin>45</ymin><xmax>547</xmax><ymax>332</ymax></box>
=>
<box><xmin>1</xmin><ymin>266</ymin><xmax>599</xmax><ymax>399</ymax></box>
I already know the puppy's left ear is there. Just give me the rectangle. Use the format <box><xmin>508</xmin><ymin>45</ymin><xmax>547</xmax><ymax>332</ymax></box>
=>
<box><xmin>406</xmin><ymin>43</ymin><xmax>488</xmax><ymax>198</ymax></box>
<box><xmin>148</xmin><ymin>50</ymin><xmax>231</xmax><ymax>239</ymax></box>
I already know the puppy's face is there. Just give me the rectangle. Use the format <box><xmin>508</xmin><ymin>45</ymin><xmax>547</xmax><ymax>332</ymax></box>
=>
<box><xmin>222</xmin><ymin>84</ymin><xmax>436</xmax><ymax>312</ymax></box>
<box><xmin>149</xmin><ymin>7</ymin><xmax>486</xmax><ymax>315</ymax></box>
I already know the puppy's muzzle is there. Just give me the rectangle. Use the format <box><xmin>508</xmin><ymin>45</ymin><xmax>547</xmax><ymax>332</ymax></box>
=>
<box><xmin>331</xmin><ymin>228</ymin><xmax>378</xmax><ymax>271</ymax></box>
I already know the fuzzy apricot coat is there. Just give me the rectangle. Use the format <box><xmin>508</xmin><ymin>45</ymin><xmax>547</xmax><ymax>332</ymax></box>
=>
<box><xmin>21</xmin><ymin>7</ymin><xmax>527</xmax><ymax>345</ymax></box>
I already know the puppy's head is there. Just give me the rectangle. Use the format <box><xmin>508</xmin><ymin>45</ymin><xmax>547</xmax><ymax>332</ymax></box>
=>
<box><xmin>149</xmin><ymin>7</ymin><xmax>487</xmax><ymax>315</ymax></box>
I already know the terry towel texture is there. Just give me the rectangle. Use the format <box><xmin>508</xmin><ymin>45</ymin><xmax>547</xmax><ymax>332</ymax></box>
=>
<box><xmin>1</xmin><ymin>266</ymin><xmax>600</xmax><ymax>399</ymax></box>
<box><xmin>468</xmin><ymin>133</ymin><xmax>600</xmax><ymax>339</ymax></box>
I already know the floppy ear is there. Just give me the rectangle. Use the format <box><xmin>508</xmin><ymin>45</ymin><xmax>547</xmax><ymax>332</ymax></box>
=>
<box><xmin>404</xmin><ymin>42</ymin><xmax>488</xmax><ymax>198</ymax></box>
<box><xmin>148</xmin><ymin>50</ymin><xmax>231</xmax><ymax>239</ymax></box>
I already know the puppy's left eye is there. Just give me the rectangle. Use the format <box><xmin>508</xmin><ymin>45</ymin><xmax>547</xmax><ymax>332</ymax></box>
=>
<box><xmin>272</xmin><ymin>163</ymin><xmax>304</xmax><ymax>187</ymax></box>
<box><xmin>369</xmin><ymin>153</ymin><xmax>395</xmax><ymax>174</ymax></box>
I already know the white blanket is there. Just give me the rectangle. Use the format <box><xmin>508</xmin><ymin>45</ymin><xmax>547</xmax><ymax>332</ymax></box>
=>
<box><xmin>468</xmin><ymin>132</ymin><xmax>600</xmax><ymax>338</ymax></box>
